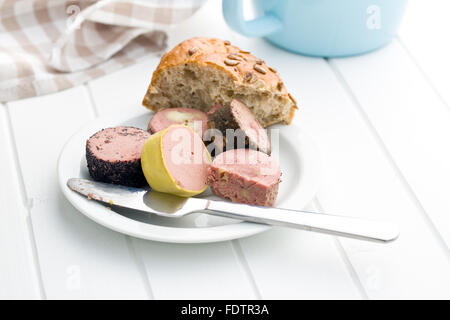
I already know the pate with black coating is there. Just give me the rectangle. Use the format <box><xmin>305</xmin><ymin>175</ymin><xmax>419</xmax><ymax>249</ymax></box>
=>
<box><xmin>207</xmin><ymin>99</ymin><xmax>271</xmax><ymax>155</ymax></box>
<box><xmin>86</xmin><ymin>126</ymin><xmax>150</xmax><ymax>187</ymax></box>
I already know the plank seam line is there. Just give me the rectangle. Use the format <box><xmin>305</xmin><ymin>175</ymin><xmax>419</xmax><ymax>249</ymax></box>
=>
<box><xmin>231</xmin><ymin>240</ymin><xmax>262</xmax><ymax>299</ymax></box>
<box><xmin>2</xmin><ymin>103</ymin><xmax>47</xmax><ymax>299</ymax></box>
<box><xmin>312</xmin><ymin>197</ymin><xmax>368</xmax><ymax>300</ymax></box>
<box><xmin>395</xmin><ymin>37</ymin><xmax>450</xmax><ymax>114</ymax></box>
<box><xmin>84</xmin><ymin>84</ymin><xmax>99</xmax><ymax>118</ymax></box>
<box><xmin>126</xmin><ymin>237</ymin><xmax>154</xmax><ymax>299</ymax></box>
<box><xmin>83</xmin><ymin>82</ymin><xmax>154</xmax><ymax>299</ymax></box>
<box><xmin>325</xmin><ymin>58</ymin><xmax>450</xmax><ymax>256</ymax></box>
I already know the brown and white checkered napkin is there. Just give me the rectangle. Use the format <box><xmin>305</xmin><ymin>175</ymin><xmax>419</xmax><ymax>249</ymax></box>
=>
<box><xmin>0</xmin><ymin>0</ymin><xmax>206</xmax><ymax>102</ymax></box>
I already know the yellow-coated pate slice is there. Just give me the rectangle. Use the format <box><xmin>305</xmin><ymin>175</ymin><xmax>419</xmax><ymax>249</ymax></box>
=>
<box><xmin>141</xmin><ymin>124</ymin><xmax>211</xmax><ymax>197</ymax></box>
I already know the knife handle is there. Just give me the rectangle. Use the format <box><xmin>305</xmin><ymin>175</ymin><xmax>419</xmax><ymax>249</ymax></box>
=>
<box><xmin>203</xmin><ymin>201</ymin><xmax>399</xmax><ymax>243</ymax></box>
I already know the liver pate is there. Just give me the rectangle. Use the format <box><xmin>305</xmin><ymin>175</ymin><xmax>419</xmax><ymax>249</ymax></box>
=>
<box><xmin>208</xmin><ymin>149</ymin><xmax>281</xmax><ymax>206</ymax></box>
<box><xmin>86</xmin><ymin>126</ymin><xmax>150</xmax><ymax>187</ymax></box>
<box><xmin>161</xmin><ymin>125</ymin><xmax>211</xmax><ymax>191</ymax></box>
<box><xmin>148</xmin><ymin>107</ymin><xmax>208</xmax><ymax>138</ymax></box>
<box><xmin>207</xmin><ymin>99</ymin><xmax>271</xmax><ymax>155</ymax></box>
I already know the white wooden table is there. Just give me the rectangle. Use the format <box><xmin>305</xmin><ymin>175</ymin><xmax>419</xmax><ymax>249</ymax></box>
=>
<box><xmin>2</xmin><ymin>0</ymin><xmax>450</xmax><ymax>300</ymax></box>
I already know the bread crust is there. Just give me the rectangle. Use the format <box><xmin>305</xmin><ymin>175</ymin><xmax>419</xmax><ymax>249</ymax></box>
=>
<box><xmin>142</xmin><ymin>37</ymin><xmax>298</xmax><ymax>126</ymax></box>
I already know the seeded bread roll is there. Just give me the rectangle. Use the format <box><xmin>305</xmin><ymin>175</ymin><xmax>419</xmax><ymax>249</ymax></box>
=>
<box><xmin>142</xmin><ymin>37</ymin><xmax>298</xmax><ymax>128</ymax></box>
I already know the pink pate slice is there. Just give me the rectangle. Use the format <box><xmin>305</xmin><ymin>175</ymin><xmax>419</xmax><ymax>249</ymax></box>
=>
<box><xmin>208</xmin><ymin>149</ymin><xmax>281</xmax><ymax>206</ymax></box>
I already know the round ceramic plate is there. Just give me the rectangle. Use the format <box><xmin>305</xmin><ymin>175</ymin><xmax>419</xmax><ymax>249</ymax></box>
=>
<box><xmin>58</xmin><ymin>111</ymin><xmax>321</xmax><ymax>243</ymax></box>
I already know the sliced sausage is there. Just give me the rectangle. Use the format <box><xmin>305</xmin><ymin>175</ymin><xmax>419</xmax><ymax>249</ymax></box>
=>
<box><xmin>208</xmin><ymin>149</ymin><xmax>281</xmax><ymax>206</ymax></box>
<box><xmin>141</xmin><ymin>125</ymin><xmax>211</xmax><ymax>197</ymax></box>
<box><xmin>86</xmin><ymin>127</ymin><xmax>150</xmax><ymax>187</ymax></box>
<box><xmin>148</xmin><ymin>107</ymin><xmax>208</xmax><ymax>138</ymax></box>
<box><xmin>207</xmin><ymin>99</ymin><xmax>271</xmax><ymax>155</ymax></box>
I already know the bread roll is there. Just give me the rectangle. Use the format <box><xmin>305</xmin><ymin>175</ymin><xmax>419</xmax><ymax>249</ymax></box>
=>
<box><xmin>142</xmin><ymin>37</ymin><xmax>297</xmax><ymax>127</ymax></box>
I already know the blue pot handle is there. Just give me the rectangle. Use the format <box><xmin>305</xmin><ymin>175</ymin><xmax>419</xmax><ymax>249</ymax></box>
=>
<box><xmin>222</xmin><ymin>0</ymin><xmax>282</xmax><ymax>37</ymax></box>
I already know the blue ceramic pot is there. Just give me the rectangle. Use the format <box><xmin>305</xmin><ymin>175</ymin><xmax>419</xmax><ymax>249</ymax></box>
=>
<box><xmin>223</xmin><ymin>0</ymin><xmax>408</xmax><ymax>57</ymax></box>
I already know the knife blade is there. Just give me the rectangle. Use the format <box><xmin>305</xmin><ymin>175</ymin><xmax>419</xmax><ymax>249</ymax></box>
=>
<box><xmin>67</xmin><ymin>178</ymin><xmax>209</xmax><ymax>217</ymax></box>
<box><xmin>67</xmin><ymin>178</ymin><xmax>400</xmax><ymax>242</ymax></box>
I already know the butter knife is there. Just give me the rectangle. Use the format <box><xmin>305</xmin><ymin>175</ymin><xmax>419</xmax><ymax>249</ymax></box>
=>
<box><xmin>67</xmin><ymin>178</ymin><xmax>399</xmax><ymax>243</ymax></box>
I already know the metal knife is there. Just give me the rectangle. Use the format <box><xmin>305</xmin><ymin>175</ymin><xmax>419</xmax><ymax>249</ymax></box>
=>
<box><xmin>67</xmin><ymin>178</ymin><xmax>399</xmax><ymax>243</ymax></box>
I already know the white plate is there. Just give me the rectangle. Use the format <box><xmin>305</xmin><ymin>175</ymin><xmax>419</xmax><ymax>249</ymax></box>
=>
<box><xmin>58</xmin><ymin>111</ymin><xmax>321</xmax><ymax>243</ymax></box>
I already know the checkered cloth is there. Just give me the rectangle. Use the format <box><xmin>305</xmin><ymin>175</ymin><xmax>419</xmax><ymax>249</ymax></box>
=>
<box><xmin>0</xmin><ymin>0</ymin><xmax>206</xmax><ymax>102</ymax></box>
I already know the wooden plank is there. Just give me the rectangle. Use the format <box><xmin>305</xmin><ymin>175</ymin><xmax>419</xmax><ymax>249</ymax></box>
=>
<box><xmin>133</xmin><ymin>239</ymin><xmax>257</xmax><ymax>299</ymax></box>
<box><xmin>0</xmin><ymin>104</ymin><xmax>41</xmax><ymax>299</ymax></box>
<box><xmin>86</xmin><ymin>1</ymin><xmax>264</xmax><ymax>299</ymax></box>
<box><xmin>165</xmin><ymin>0</ymin><xmax>238</xmax><ymax>48</ymax></box>
<box><xmin>231</xmin><ymin>38</ymin><xmax>450</xmax><ymax>298</ymax></box>
<box><xmin>238</xmin><ymin>203</ymin><xmax>363</xmax><ymax>300</ymax></box>
<box><xmin>88</xmin><ymin>62</ymin><xmax>258</xmax><ymax>299</ymax></box>
<box><xmin>398</xmin><ymin>0</ymin><xmax>450</xmax><ymax>105</ymax></box>
<box><xmin>88</xmin><ymin>0</ymin><xmax>240</xmax><ymax>115</ymax></box>
<box><xmin>331</xmin><ymin>39</ymin><xmax>450</xmax><ymax>248</ymax></box>
<box><xmin>87</xmin><ymin>57</ymin><xmax>160</xmax><ymax>117</ymax></box>
<box><xmin>215</xmin><ymin>38</ymin><xmax>366</xmax><ymax>299</ymax></box>
<box><xmin>7</xmin><ymin>87</ymin><xmax>149</xmax><ymax>299</ymax></box>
